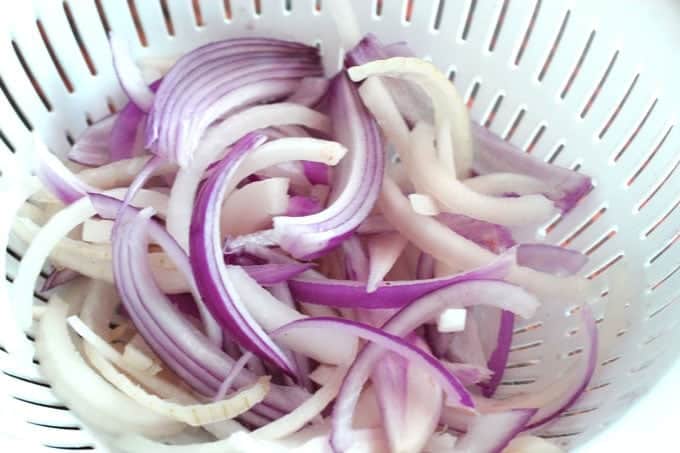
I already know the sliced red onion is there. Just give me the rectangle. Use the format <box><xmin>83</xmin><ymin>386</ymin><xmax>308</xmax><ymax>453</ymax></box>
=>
<box><xmin>109</xmin><ymin>33</ymin><xmax>155</xmax><ymax>112</ymax></box>
<box><xmin>516</xmin><ymin>243</ymin><xmax>588</xmax><ymax>277</ymax></box>
<box><xmin>146</xmin><ymin>38</ymin><xmax>322</xmax><ymax>166</ymax></box>
<box><xmin>454</xmin><ymin>409</ymin><xmax>538</xmax><ymax>453</ymax></box>
<box><xmin>221</xmin><ymin>177</ymin><xmax>290</xmax><ymax>236</ymax></box>
<box><xmin>271</xmin><ymin>72</ymin><xmax>385</xmax><ymax>259</ymax></box>
<box><xmin>475</xmin><ymin>306</ymin><xmax>598</xmax><ymax>430</ymax></box>
<box><xmin>288</xmin><ymin>257</ymin><xmax>511</xmax><ymax>309</ymax></box>
<box><xmin>365</xmin><ymin>232</ymin><xmax>408</xmax><ymax>292</ymax></box>
<box><xmin>67</xmin><ymin>115</ymin><xmax>116</xmax><ymax>167</ymax></box>
<box><xmin>109</xmin><ymin>80</ymin><xmax>161</xmax><ymax>162</ymax></box>
<box><xmin>98</xmin><ymin>196</ymin><xmax>303</xmax><ymax>416</ymax></box>
<box><xmin>190</xmin><ymin>133</ymin><xmax>295</xmax><ymax>373</ymax></box>
<box><xmin>357</xmin><ymin>214</ymin><xmax>393</xmax><ymax>235</ymax></box>
<box><xmin>286</xmin><ymin>195</ymin><xmax>323</xmax><ymax>217</ymax></box>
<box><xmin>34</xmin><ymin>136</ymin><xmax>92</xmax><ymax>204</ymax></box>
<box><xmin>272</xmin><ymin>317</ymin><xmax>473</xmax><ymax>451</ymax></box>
<box><xmin>285</xmin><ymin>76</ymin><xmax>329</xmax><ymax>107</ymax></box>
<box><xmin>327</xmin><ymin>275</ymin><xmax>538</xmax><ymax>452</ymax></box>
<box><xmin>473</xmin><ymin>123</ymin><xmax>593</xmax><ymax>213</ymax></box>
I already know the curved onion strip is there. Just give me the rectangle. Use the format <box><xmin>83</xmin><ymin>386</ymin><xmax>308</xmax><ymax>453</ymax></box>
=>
<box><xmin>221</xmin><ymin>177</ymin><xmax>290</xmax><ymax>237</ymax></box>
<box><xmin>472</xmin><ymin>123</ymin><xmax>593</xmax><ymax>213</ymax></box>
<box><xmin>287</xmin><ymin>258</ymin><xmax>510</xmax><ymax>309</ymax></box>
<box><xmin>406</xmin><ymin>122</ymin><xmax>555</xmax><ymax>226</ymax></box>
<box><xmin>453</xmin><ymin>409</ymin><xmax>538</xmax><ymax>453</ymax></box>
<box><xmin>272</xmin><ymin>73</ymin><xmax>385</xmax><ymax>260</ymax></box>
<box><xmin>167</xmin><ymin>102</ymin><xmax>330</xmax><ymax>249</ymax></box>
<box><xmin>77</xmin><ymin>155</ymin><xmax>177</xmax><ymax>189</ymax></box>
<box><xmin>253</xmin><ymin>367</ymin><xmax>347</xmax><ymax>440</ymax></box>
<box><xmin>229</xmin><ymin>266</ymin><xmax>357</xmax><ymax>365</ymax></box>
<box><xmin>109</xmin><ymin>33</ymin><xmax>155</xmax><ymax>111</ymax></box>
<box><xmin>0</xmin><ymin>151</ymin><xmax>40</xmax><ymax>357</ymax></box>
<box><xmin>516</xmin><ymin>243</ymin><xmax>588</xmax><ymax>277</ymax></box>
<box><xmin>108</xmin><ymin>204</ymin><xmax>300</xmax><ymax>417</ymax></box>
<box><xmin>286</xmin><ymin>195</ymin><xmax>322</xmax><ymax>217</ymax></box>
<box><xmin>504</xmin><ymin>436</ymin><xmax>565</xmax><ymax>453</ymax></box>
<box><xmin>478</xmin><ymin>308</ymin><xmax>515</xmax><ymax>398</ymax></box>
<box><xmin>348</xmin><ymin>57</ymin><xmax>472</xmax><ymax>178</ymax></box>
<box><xmin>285</xmin><ymin>76</ymin><xmax>329</xmax><ymax>107</ymax></box>
<box><xmin>474</xmin><ymin>306</ymin><xmax>598</xmax><ymax>429</ymax></box>
<box><xmin>379</xmin><ymin>176</ymin><xmax>594</xmax><ymax>300</ymax></box>
<box><xmin>35</xmin><ymin>292</ymin><xmax>182</xmax><ymax>436</ymax></box>
<box><xmin>84</xmin><ymin>342</ymin><xmax>269</xmax><ymax>426</ymax></box>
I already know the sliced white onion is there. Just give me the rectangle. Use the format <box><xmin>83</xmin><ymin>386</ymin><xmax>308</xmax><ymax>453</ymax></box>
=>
<box><xmin>81</xmin><ymin>218</ymin><xmax>115</xmax><ymax>244</ymax></box>
<box><xmin>409</xmin><ymin>193</ymin><xmax>441</xmax><ymax>216</ymax></box>
<box><xmin>463</xmin><ymin>173</ymin><xmax>548</xmax><ymax>197</ymax></box>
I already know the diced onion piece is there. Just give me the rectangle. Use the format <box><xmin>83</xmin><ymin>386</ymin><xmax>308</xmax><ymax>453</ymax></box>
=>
<box><xmin>81</xmin><ymin>219</ymin><xmax>115</xmax><ymax>244</ymax></box>
<box><xmin>221</xmin><ymin>177</ymin><xmax>290</xmax><ymax>236</ymax></box>
<box><xmin>437</xmin><ymin>308</ymin><xmax>467</xmax><ymax>333</ymax></box>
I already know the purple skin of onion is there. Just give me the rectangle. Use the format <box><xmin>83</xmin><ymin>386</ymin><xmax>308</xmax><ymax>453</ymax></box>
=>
<box><xmin>479</xmin><ymin>309</ymin><xmax>515</xmax><ymax>398</ymax></box>
<box><xmin>190</xmin><ymin>132</ymin><xmax>295</xmax><ymax>374</ymax></box>
<box><xmin>438</xmin><ymin>213</ymin><xmax>515</xmax><ymax>254</ymax></box>
<box><xmin>271</xmin><ymin>72</ymin><xmax>385</xmax><ymax>260</ymax></box>
<box><xmin>287</xmin><ymin>257</ymin><xmax>511</xmax><ymax>309</ymax></box>
<box><xmin>472</xmin><ymin>123</ymin><xmax>593</xmax><ymax>213</ymax></box>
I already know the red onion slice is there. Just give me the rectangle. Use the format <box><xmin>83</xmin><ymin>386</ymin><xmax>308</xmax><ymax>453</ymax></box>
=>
<box><xmin>67</xmin><ymin>115</ymin><xmax>116</xmax><ymax>167</ymax></box>
<box><xmin>288</xmin><ymin>258</ymin><xmax>510</xmax><ymax>309</ymax></box>
<box><xmin>109</xmin><ymin>33</ymin><xmax>155</xmax><ymax>112</ymax></box>
<box><xmin>271</xmin><ymin>72</ymin><xmax>385</xmax><ymax>259</ymax></box>
<box><xmin>454</xmin><ymin>409</ymin><xmax>538</xmax><ymax>453</ymax></box>
<box><xmin>517</xmin><ymin>243</ymin><xmax>588</xmax><ymax>277</ymax></box>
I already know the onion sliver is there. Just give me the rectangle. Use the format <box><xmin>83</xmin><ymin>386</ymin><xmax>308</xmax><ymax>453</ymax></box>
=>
<box><xmin>348</xmin><ymin>56</ymin><xmax>472</xmax><ymax>178</ymax></box>
<box><xmin>221</xmin><ymin>177</ymin><xmax>290</xmax><ymax>236</ymax></box>
<box><xmin>405</xmin><ymin>122</ymin><xmax>555</xmax><ymax>226</ymax></box>
<box><xmin>109</xmin><ymin>33</ymin><xmax>155</xmax><ymax>111</ymax></box>
<box><xmin>272</xmin><ymin>73</ymin><xmax>385</xmax><ymax>260</ymax></box>
<box><xmin>253</xmin><ymin>367</ymin><xmax>347</xmax><ymax>440</ymax></box>
<box><xmin>35</xmin><ymin>291</ymin><xmax>182</xmax><ymax>436</ymax></box>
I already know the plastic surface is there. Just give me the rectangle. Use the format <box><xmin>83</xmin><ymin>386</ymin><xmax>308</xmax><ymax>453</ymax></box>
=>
<box><xmin>1</xmin><ymin>0</ymin><xmax>678</xmax><ymax>451</ymax></box>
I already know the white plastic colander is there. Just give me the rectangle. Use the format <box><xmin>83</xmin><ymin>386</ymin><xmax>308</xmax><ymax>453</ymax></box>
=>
<box><xmin>1</xmin><ymin>0</ymin><xmax>678</xmax><ymax>451</ymax></box>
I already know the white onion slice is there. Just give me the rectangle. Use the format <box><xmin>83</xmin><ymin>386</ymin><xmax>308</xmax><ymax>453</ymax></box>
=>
<box><xmin>365</xmin><ymin>232</ymin><xmax>408</xmax><ymax>293</ymax></box>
